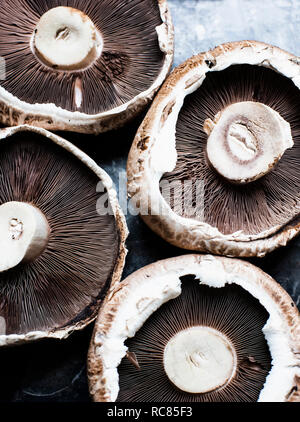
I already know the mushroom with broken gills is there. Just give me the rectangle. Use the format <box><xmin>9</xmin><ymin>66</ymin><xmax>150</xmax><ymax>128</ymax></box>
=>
<box><xmin>88</xmin><ymin>255</ymin><xmax>300</xmax><ymax>402</ymax></box>
<box><xmin>0</xmin><ymin>125</ymin><xmax>127</xmax><ymax>345</ymax></box>
<box><xmin>0</xmin><ymin>0</ymin><xmax>173</xmax><ymax>133</ymax></box>
<box><xmin>127</xmin><ymin>41</ymin><xmax>300</xmax><ymax>257</ymax></box>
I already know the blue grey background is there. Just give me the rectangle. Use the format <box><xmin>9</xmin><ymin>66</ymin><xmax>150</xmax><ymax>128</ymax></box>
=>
<box><xmin>0</xmin><ymin>0</ymin><xmax>299</xmax><ymax>402</ymax></box>
<box><xmin>170</xmin><ymin>0</ymin><xmax>300</xmax><ymax>65</ymax></box>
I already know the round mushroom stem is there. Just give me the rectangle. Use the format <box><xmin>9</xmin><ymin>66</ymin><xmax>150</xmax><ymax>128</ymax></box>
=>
<box><xmin>204</xmin><ymin>101</ymin><xmax>293</xmax><ymax>184</ymax></box>
<box><xmin>0</xmin><ymin>202</ymin><xmax>49</xmax><ymax>272</ymax></box>
<box><xmin>163</xmin><ymin>326</ymin><xmax>236</xmax><ymax>394</ymax></box>
<box><xmin>33</xmin><ymin>6</ymin><xmax>103</xmax><ymax>71</ymax></box>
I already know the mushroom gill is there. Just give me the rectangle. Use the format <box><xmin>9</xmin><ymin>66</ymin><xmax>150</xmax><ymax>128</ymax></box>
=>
<box><xmin>161</xmin><ymin>64</ymin><xmax>300</xmax><ymax>236</ymax></box>
<box><xmin>0</xmin><ymin>0</ymin><xmax>165</xmax><ymax>114</ymax></box>
<box><xmin>0</xmin><ymin>131</ymin><xmax>120</xmax><ymax>336</ymax></box>
<box><xmin>117</xmin><ymin>276</ymin><xmax>271</xmax><ymax>402</ymax></box>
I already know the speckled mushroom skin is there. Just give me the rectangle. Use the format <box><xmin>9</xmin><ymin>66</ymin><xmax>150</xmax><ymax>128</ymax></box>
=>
<box><xmin>127</xmin><ymin>40</ymin><xmax>300</xmax><ymax>258</ymax></box>
<box><xmin>0</xmin><ymin>125</ymin><xmax>128</xmax><ymax>347</ymax></box>
<box><xmin>0</xmin><ymin>0</ymin><xmax>174</xmax><ymax>134</ymax></box>
<box><xmin>88</xmin><ymin>254</ymin><xmax>300</xmax><ymax>403</ymax></box>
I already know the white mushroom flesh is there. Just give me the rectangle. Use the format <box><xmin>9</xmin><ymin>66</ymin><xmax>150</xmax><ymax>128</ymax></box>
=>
<box><xmin>163</xmin><ymin>326</ymin><xmax>236</xmax><ymax>394</ymax></box>
<box><xmin>205</xmin><ymin>101</ymin><xmax>293</xmax><ymax>184</ymax></box>
<box><xmin>33</xmin><ymin>6</ymin><xmax>103</xmax><ymax>71</ymax></box>
<box><xmin>0</xmin><ymin>201</ymin><xmax>49</xmax><ymax>272</ymax></box>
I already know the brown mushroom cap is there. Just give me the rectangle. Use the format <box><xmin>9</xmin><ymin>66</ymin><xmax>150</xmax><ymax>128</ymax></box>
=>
<box><xmin>88</xmin><ymin>254</ymin><xmax>300</xmax><ymax>402</ymax></box>
<box><xmin>127</xmin><ymin>41</ymin><xmax>300</xmax><ymax>257</ymax></box>
<box><xmin>0</xmin><ymin>125</ymin><xmax>128</xmax><ymax>346</ymax></box>
<box><xmin>0</xmin><ymin>0</ymin><xmax>174</xmax><ymax>134</ymax></box>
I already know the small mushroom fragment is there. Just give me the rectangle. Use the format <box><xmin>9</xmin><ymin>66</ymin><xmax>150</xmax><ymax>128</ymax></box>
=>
<box><xmin>127</xmin><ymin>41</ymin><xmax>300</xmax><ymax>257</ymax></box>
<box><xmin>0</xmin><ymin>125</ymin><xmax>127</xmax><ymax>346</ymax></box>
<box><xmin>88</xmin><ymin>255</ymin><xmax>300</xmax><ymax>402</ymax></box>
<box><xmin>0</xmin><ymin>0</ymin><xmax>173</xmax><ymax>133</ymax></box>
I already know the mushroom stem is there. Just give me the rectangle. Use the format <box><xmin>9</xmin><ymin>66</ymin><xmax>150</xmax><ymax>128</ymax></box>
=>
<box><xmin>0</xmin><ymin>202</ymin><xmax>49</xmax><ymax>272</ymax></box>
<box><xmin>33</xmin><ymin>6</ymin><xmax>103</xmax><ymax>71</ymax></box>
<box><xmin>163</xmin><ymin>326</ymin><xmax>236</xmax><ymax>394</ymax></box>
<box><xmin>204</xmin><ymin>101</ymin><xmax>293</xmax><ymax>184</ymax></box>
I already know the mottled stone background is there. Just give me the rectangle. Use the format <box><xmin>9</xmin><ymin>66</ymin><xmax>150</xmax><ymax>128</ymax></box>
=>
<box><xmin>0</xmin><ymin>0</ymin><xmax>299</xmax><ymax>402</ymax></box>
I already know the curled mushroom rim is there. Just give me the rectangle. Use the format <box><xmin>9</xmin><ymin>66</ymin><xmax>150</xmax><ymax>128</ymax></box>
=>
<box><xmin>88</xmin><ymin>254</ymin><xmax>300</xmax><ymax>403</ymax></box>
<box><xmin>0</xmin><ymin>124</ymin><xmax>128</xmax><ymax>347</ymax></box>
<box><xmin>127</xmin><ymin>40</ymin><xmax>300</xmax><ymax>258</ymax></box>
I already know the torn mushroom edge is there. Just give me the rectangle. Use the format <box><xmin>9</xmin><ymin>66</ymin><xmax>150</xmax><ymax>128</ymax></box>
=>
<box><xmin>0</xmin><ymin>0</ymin><xmax>174</xmax><ymax>134</ymax></box>
<box><xmin>88</xmin><ymin>254</ymin><xmax>300</xmax><ymax>402</ymax></box>
<box><xmin>0</xmin><ymin>124</ymin><xmax>128</xmax><ymax>347</ymax></box>
<box><xmin>127</xmin><ymin>40</ymin><xmax>300</xmax><ymax>258</ymax></box>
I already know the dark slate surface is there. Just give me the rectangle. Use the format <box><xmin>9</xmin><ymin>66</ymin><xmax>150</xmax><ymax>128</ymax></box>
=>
<box><xmin>0</xmin><ymin>0</ymin><xmax>299</xmax><ymax>402</ymax></box>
